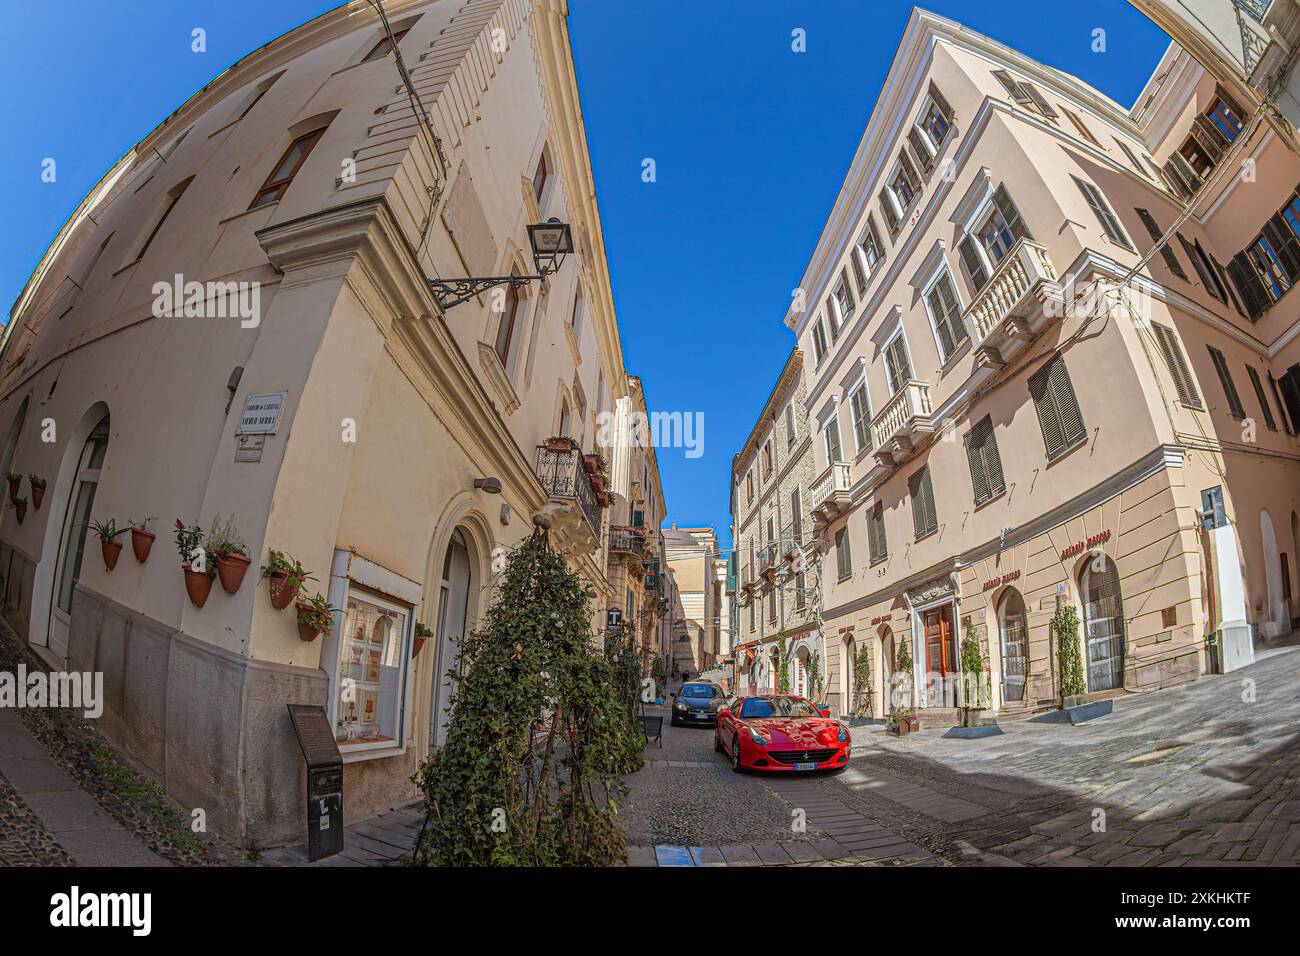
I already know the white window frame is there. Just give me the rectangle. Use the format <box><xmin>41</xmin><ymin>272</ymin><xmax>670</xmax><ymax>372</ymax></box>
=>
<box><xmin>920</xmin><ymin>266</ymin><xmax>968</xmax><ymax>364</ymax></box>
<box><xmin>858</xmin><ymin>220</ymin><xmax>884</xmax><ymax>275</ymax></box>
<box><xmin>887</xmin><ymin>158</ymin><xmax>917</xmax><ymax>219</ymax></box>
<box><xmin>912</xmin><ymin>94</ymin><xmax>950</xmax><ymax>160</ymax></box>
<box><xmin>323</xmin><ymin>550</ymin><xmax>420</xmax><ymax>762</ymax></box>
<box><xmin>811</xmin><ymin>313</ymin><xmax>830</xmax><ymax>364</ymax></box>
<box><xmin>816</xmin><ymin>399</ymin><xmax>842</xmax><ymax>468</ymax></box>
<box><xmin>831</xmin><ymin>276</ymin><xmax>854</xmax><ymax>330</ymax></box>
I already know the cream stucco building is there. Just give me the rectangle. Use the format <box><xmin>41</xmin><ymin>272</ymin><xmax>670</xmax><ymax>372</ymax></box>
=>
<box><xmin>731</xmin><ymin>349</ymin><xmax>823</xmax><ymax>698</ymax></box>
<box><xmin>781</xmin><ymin>9</ymin><xmax>1300</xmax><ymax>722</ymax></box>
<box><xmin>0</xmin><ymin>0</ymin><xmax>668</xmax><ymax>846</ymax></box>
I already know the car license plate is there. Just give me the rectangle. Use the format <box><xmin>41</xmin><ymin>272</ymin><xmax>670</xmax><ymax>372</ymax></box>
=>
<box><xmin>692</xmin><ymin>710</ymin><xmax>708</xmax><ymax>717</ymax></box>
<box><xmin>793</xmin><ymin>761</ymin><xmax>817</xmax><ymax>771</ymax></box>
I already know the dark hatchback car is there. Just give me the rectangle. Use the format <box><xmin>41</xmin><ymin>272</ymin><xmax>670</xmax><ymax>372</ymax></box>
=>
<box><xmin>671</xmin><ymin>682</ymin><xmax>728</xmax><ymax>727</ymax></box>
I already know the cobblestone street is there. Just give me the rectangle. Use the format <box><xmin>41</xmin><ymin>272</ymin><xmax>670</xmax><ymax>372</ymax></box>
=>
<box><xmin>623</xmin><ymin>647</ymin><xmax>1300</xmax><ymax>866</ymax></box>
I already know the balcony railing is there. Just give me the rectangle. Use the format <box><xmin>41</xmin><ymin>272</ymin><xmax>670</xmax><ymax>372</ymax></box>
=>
<box><xmin>609</xmin><ymin>526</ymin><xmax>647</xmax><ymax>560</ymax></box>
<box><xmin>810</xmin><ymin>461</ymin><xmax>852</xmax><ymax>522</ymax></box>
<box><xmin>758</xmin><ymin>543</ymin><xmax>778</xmax><ymax>578</ymax></box>
<box><xmin>534</xmin><ymin>444</ymin><xmax>602</xmax><ymax>539</ymax></box>
<box><xmin>779</xmin><ymin>522</ymin><xmax>799</xmax><ymax>561</ymax></box>
<box><xmin>962</xmin><ymin>238</ymin><xmax>1060</xmax><ymax>369</ymax></box>
<box><xmin>870</xmin><ymin>381</ymin><xmax>933</xmax><ymax>467</ymax></box>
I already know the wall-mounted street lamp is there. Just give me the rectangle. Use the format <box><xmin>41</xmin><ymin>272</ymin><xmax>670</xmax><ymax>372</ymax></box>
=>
<box><xmin>430</xmin><ymin>218</ymin><xmax>574</xmax><ymax>310</ymax></box>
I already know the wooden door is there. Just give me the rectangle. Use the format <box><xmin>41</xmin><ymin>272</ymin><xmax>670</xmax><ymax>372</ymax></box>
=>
<box><xmin>923</xmin><ymin>606</ymin><xmax>957</xmax><ymax>707</ymax></box>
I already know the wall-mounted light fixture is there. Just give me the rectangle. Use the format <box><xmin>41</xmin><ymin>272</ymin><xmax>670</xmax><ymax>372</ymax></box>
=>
<box><xmin>474</xmin><ymin>477</ymin><xmax>502</xmax><ymax>494</ymax></box>
<box><xmin>430</xmin><ymin>218</ymin><xmax>574</xmax><ymax>311</ymax></box>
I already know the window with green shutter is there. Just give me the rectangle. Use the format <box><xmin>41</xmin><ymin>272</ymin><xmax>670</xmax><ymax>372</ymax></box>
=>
<box><xmin>1028</xmin><ymin>354</ymin><xmax>1087</xmax><ymax>461</ymax></box>
<box><xmin>1072</xmin><ymin>176</ymin><xmax>1132</xmax><ymax>249</ymax></box>
<box><xmin>1150</xmin><ymin>322</ymin><xmax>1202</xmax><ymax>408</ymax></box>
<box><xmin>925</xmin><ymin>271</ymin><xmax>968</xmax><ymax>362</ymax></box>
<box><xmin>1246</xmin><ymin>365</ymin><xmax>1277</xmax><ymax>430</ymax></box>
<box><xmin>964</xmin><ymin>416</ymin><xmax>1006</xmax><ymax>506</ymax></box>
<box><xmin>849</xmin><ymin>382</ymin><xmax>872</xmax><ymax>453</ymax></box>
<box><xmin>867</xmin><ymin>500</ymin><xmax>888</xmax><ymax>564</ymax></box>
<box><xmin>1206</xmin><ymin>346</ymin><xmax>1246</xmax><ymax>419</ymax></box>
<box><xmin>835</xmin><ymin>528</ymin><xmax>852</xmax><ymax>580</ymax></box>
<box><xmin>1135</xmin><ymin>208</ymin><xmax>1187</xmax><ymax>280</ymax></box>
<box><xmin>908</xmin><ymin>465</ymin><xmax>938</xmax><ymax>540</ymax></box>
<box><xmin>884</xmin><ymin>335</ymin><xmax>912</xmax><ymax>394</ymax></box>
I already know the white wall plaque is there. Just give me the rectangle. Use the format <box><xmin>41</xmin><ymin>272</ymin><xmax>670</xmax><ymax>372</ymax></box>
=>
<box><xmin>237</xmin><ymin>392</ymin><xmax>286</xmax><ymax>434</ymax></box>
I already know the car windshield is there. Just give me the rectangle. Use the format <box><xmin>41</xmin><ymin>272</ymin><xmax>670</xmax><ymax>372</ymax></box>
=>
<box><xmin>681</xmin><ymin>684</ymin><xmax>717</xmax><ymax>698</ymax></box>
<box><xmin>739</xmin><ymin>697</ymin><xmax>819</xmax><ymax>719</ymax></box>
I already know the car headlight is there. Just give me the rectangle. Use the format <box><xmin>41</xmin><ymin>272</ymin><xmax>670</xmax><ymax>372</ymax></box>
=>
<box><xmin>674</xmin><ymin>701</ymin><xmax>688</xmax><ymax>711</ymax></box>
<box><xmin>749</xmin><ymin>730</ymin><xmax>767</xmax><ymax>747</ymax></box>
<box><xmin>837</xmin><ymin>724</ymin><xmax>849</xmax><ymax>743</ymax></box>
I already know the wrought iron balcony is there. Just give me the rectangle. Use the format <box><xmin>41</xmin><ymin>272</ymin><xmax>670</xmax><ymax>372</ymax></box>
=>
<box><xmin>870</xmin><ymin>381</ymin><xmax>933</xmax><ymax>468</ymax></box>
<box><xmin>779</xmin><ymin>522</ymin><xmax>800</xmax><ymax>561</ymax></box>
<box><xmin>608</xmin><ymin>526</ymin><xmax>647</xmax><ymax>562</ymax></box>
<box><xmin>534</xmin><ymin>443</ymin><xmax>602</xmax><ymax>544</ymax></box>
<box><xmin>810</xmin><ymin>461</ymin><xmax>852</xmax><ymax>524</ymax></box>
<box><xmin>962</xmin><ymin>238</ymin><xmax>1062</xmax><ymax>371</ymax></box>
<box><xmin>758</xmin><ymin>542</ymin><xmax>778</xmax><ymax>580</ymax></box>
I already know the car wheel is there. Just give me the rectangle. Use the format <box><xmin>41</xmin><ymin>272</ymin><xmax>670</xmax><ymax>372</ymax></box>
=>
<box><xmin>730</xmin><ymin>733</ymin><xmax>743</xmax><ymax>773</ymax></box>
<box><xmin>713</xmin><ymin>729</ymin><xmax>723</xmax><ymax>753</ymax></box>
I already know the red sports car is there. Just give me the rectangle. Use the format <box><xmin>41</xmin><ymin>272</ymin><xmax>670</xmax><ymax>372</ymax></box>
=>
<box><xmin>714</xmin><ymin>694</ymin><xmax>850</xmax><ymax>773</ymax></box>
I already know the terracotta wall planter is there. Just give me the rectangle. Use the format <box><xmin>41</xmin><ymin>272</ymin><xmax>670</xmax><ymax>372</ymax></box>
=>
<box><xmin>101</xmin><ymin>539</ymin><xmax>123</xmax><ymax>571</ymax></box>
<box><xmin>296</xmin><ymin>604</ymin><xmax>321</xmax><ymax>642</ymax></box>
<box><xmin>31</xmin><ymin>487</ymin><xmax>44</xmax><ymax>510</ymax></box>
<box><xmin>14</xmin><ymin>500</ymin><xmax>26</xmax><ymax>524</ymax></box>
<box><xmin>216</xmin><ymin>553</ymin><xmax>251</xmax><ymax>594</ymax></box>
<box><xmin>268</xmin><ymin>571</ymin><xmax>299</xmax><ymax>610</ymax></box>
<box><xmin>7</xmin><ymin>477</ymin><xmax>19</xmax><ymax>499</ymax></box>
<box><xmin>183</xmin><ymin>567</ymin><xmax>216</xmax><ymax>608</ymax></box>
<box><xmin>412</xmin><ymin>633</ymin><xmax>429</xmax><ymax>658</ymax></box>
<box><xmin>131</xmin><ymin>528</ymin><xmax>156</xmax><ymax>562</ymax></box>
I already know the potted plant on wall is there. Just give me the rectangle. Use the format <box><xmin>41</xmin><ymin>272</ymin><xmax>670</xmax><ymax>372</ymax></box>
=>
<box><xmin>6</xmin><ymin>472</ymin><xmax>21</xmax><ymax>500</ymax></box>
<box><xmin>174</xmin><ymin>519</ymin><xmax>216</xmax><ymax>608</ymax></box>
<box><xmin>295</xmin><ymin>593</ymin><xmax>336</xmax><ymax>642</ymax></box>
<box><xmin>412</xmin><ymin>621</ymin><xmax>433</xmax><ymax>658</ymax></box>
<box><xmin>260</xmin><ymin>550</ymin><xmax>315</xmax><ymax>610</ymax></box>
<box><xmin>129</xmin><ymin>516</ymin><xmax>157</xmax><ymax>563</ymax></box>
<box><xmin>207</xmin><ymin>514</ymin><xmax>251</xmax><ymax>594</ymax></box>
<box><xmin>1053</xmin><ymin>605</ymin><xmax>1087</xmax><ymax>710</ymax></box>
<box><xmin>12</xmin><ymin>497</ymin><xmax>27</xmax><ymax>524</ymax></box>
<box><xmin>28</xmin><ymin>475</ymin><xmax>45</xmax><ymax>510</ymax></box>
<box><xmin>91</xmin><ymin>519</ymin><xmax>127</xmax><ymax>571</ymax></box>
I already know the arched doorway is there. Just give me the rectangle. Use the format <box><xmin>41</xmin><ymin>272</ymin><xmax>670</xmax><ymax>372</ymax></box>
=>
<box><xmin>1080</xmin><ymin>553</ymin><xmax>1124</xmax><ymax>691</ymax></box>
<box><xmin>40</xmin><ymin>412</ymin><xmax>110</xmax><ymax>659</ymax></box>
<box><xmin>997</xmin><ymin>588</ymin><xmax>1029</xmax><ymax>702</ymax></box>
<box><xmin>840</xmin><ymin>633</ymin><xmax>855</xmax><ymax>715</ymax></box>
<box><xmin>430</xmin><ymin>527</ymin><xmax>475</xmax><ymax>748</ymax></box>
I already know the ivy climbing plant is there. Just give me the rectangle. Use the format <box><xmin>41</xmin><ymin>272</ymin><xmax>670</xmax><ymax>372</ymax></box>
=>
<box><xmin>851</xmin><ymin>642</ymin><xmax>872</xmax><ymax>718</ymax></box>
<box><xmin>776</xmin><ymin>630</ymin><xmax>791</xmax><ymax>694</ymax></box>
<box><xmin>414</xmin><ymin>525</ymin><xmax>640</xmax><ymax>867</ymax></box>
<box><xmin>1053</xmin><ymin>604</ymin><xmax>1086</xmax><ymax>702</ymax></box>
<box><xmin>960</xmin><ymin>619</ymin><xmax>989</xmax><ymax>710</ymax></box>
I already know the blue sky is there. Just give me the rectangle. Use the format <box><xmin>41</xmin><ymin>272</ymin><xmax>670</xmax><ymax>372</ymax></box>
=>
<box><xmin>1</xmin><ymin>1</ymin><xmax>1170</xmax><ymax>552</ymax></box>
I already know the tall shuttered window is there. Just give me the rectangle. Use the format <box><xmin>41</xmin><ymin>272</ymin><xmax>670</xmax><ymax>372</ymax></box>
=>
<box><xmin>849</xmin><ymin>382</ymin><xmax>872</xmax><ymax>454</ymax></box>
<box><xmin>924</xmin><ymin>271</ymin><xmax>969</xmax><ymax>362</ymax></box>
<box><xmin>1179</xmin><ymin>234</ymin><xmax>1230</xmax><ymax>305</ymax></box>
<box><xmin>908</xmin><ymin>466</ymin><xmax>938</xmax><ymax>540</ymax></box>
<box><xmin>1207</xmin><ymin>346</ymin><xmax>1246</xmax><ymax>419</ymax></box>
<box><xmin>1150</xmin><ymin>322</ymin><xmax>1202</xmax><ymax>409</ymax></box>
<box><xmin>1246</xmin><ymin>366</ymin><xmax>1277</xmax><ymax>430</ymax></box>
<box><xmin>867</xmin><ymin>500</ymin><xmax>887</xmax><ymax>564</ymax></box>
<box><xmin>964</xmin><ymin>416</ymin><xmax>1006</xmax><ymax>506</ymax></box>
<box><xmin>1028</xmin><ymin>354</ymin><xmax>1087</xmax><ymax>461</ymax></box>
<box><xmin>1073</xmin><ymin>176</ymin><xmax>1132</xmax><ymax>249</ymax></box>
<box><xmin>835</xmin><ymin>528</ymin><xmax>852</xmax><ymax>581</ymax></box>
<box><xmin>1135</xmin><ymin>208</ymin><xmax>1187</xmax><ymax>280</ymax></box>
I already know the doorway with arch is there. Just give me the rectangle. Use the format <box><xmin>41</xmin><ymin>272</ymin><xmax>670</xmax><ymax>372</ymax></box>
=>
<box><xmin>1079</xmin><ymin>553</ymin><xmax>1124</xmax><ymax>692</ymax></box>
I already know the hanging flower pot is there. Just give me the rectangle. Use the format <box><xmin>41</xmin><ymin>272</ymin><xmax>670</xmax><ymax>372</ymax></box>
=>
<box><xmin>29</xmin><ymin>476</ymin><xmax>45</xmax><ymax>510</ymax></box>
<box><xmin>182</xmin><ymin>567</ymin><xmax>216</xmax><ymax>608</ymax></box>
<box><xmin>267</xmin><ymin>570</ymin><xmax>298</xmax><ymax>610</ymax></box>
<box><xmin>215</xmin><ymin>552</ymin><xmax>251</xmax><ymax>594</ymax></box>
<box><xmin>131</xmin><ymin>527</ymin><xmax>156</xmax><ymax>563</ymax></box>
<box><xmin>296</xmin><ymin>593</ymin><xmax>335</xmax><ymax>643</ymax></box>
<box><xmin>412</xmin><ymin>622</ymin><xmax>433</xmax><ymax>659</ymax></box>
<box><xmin>101</xmin><ymin>538</ymin><xmax>123</xmax><ymax>571</ymax></box>
<box><xmin>13</xmin><ymin>498</ymin><xmax>27</xmax><ymax>524</ymax></box>
<box><xmin>6</xmin><ymin>473</ymin><xmax>20</xmax><ymax>500</ymax></box>
<box><xmin>260</xmin><ymin>550</ymin><xmax>315</xmax><ymax>611</ymax></box>
<box><xmin>545</xmin><ymin>436</ymin><xmax>574</xmax><ymax>454</ymax></box>
<box><xmin>582</xmin><ymin>454</ymin><xmax>600</xmax><ymax>476</ymax></box>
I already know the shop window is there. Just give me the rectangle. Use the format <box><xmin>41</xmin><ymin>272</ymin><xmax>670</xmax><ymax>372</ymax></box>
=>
<box><xmin>334</xmin><ymin>588</ymin><xmax>411</xmax><ymax>750</ymax></box>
